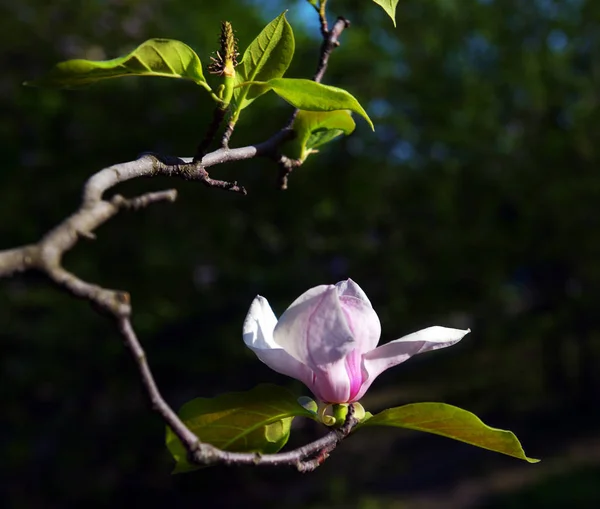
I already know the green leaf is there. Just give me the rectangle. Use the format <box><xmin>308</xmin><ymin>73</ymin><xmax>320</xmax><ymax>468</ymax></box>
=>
<box><xmin>258</xmin><ymin>78</ymin><xmax>373</xmax><ymax>130</ymax></box>
<box><xmin>165</xmin><ymin>384</ymin><xmax>313</xmax><ymax>473</ymax></box>
<box><xmin>289</xmin><ymin>110</ymin><xmax>356</xmax><ymax>160</ymax></box>
<box><xmin>25</xmin><ymin>39</ymin><xmax>208</xmax><ymax>89</ymax></box>
<box><xmin>234</xmin><ymin>12</ymin><xmax>295</xmax><ymax>109</ymax></box>
<box><xmin>361</xmin><ymin>403</ymin><xmax>539</xmax><ymax>463</ymax></box>
<box><xmin>372</xmin><ymin>0</ymin><xmax>399</xmax><ymax>26</ymax></box>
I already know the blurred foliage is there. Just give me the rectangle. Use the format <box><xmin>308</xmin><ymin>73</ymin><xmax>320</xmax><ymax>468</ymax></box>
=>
<box><xmin>1</xmin><ymin>0</ymin><xmax>600</xmax><ymax>507</ymax></box>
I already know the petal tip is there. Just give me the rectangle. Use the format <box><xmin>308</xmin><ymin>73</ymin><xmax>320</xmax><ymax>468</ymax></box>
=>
<box><xmin>335</xmin><ymin>278</ymin><xmax>372</xmax><ymax>306</ymax></box>
<box><xmin>243</xmin><ymin>294</ymin><xmax>277</xmax><ymax>348</ymax></box>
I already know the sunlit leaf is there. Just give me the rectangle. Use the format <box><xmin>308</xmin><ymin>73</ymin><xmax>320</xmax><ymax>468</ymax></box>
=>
<box><xmin>235</xmin><ymin>12</ymin><xmax>295</xmax><ymax>109</ymax></box>
<box><xmin>254</xmin><ymin>78</ymin><xmax>373</xmax><ymax>130</ymax></box>
<box><xmin>372</xmin><ymin>0</ymin><xmax>399</xmax><ymax>26</ymax></box>
<box><xmin>361</xmin><ymin>403</ymin><xmax>539</xmax><ymax>463</ymax></box>
<box><xmin>288</xmin><ymin>110</ymin><xmax>356</xmax><ymax>160</ymax></box>
<box><xmin>165</xmin><ymin>384</ymin><xmax>313</xmax><ymax>473</ymax></box>
<box><xmin>25</xmin><ymin>39</ymin><xmax>207</xmax><ymax>88</ymax></box>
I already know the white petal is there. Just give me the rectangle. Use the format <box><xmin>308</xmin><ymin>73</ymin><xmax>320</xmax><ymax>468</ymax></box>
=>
<box><xmin>273</xmin><ymin>285</ymin><xmax>355</xmax><ymax>370</ymax></box>
<box><xmin>335</xmin><ymin>279</ymin><xmax>372</xmax><ymax>307</ymax></box>
<box><xmin>243</xmin><ymin>295</ymin><xmax>314</xmax><ymax>385</ymax></box>
<box><xmin>243</xmin><ymin>295</ymin><xmax>278</xmax><ymax>349</ymax></box>
<box><xmin>361</xmin><ymin>326</ymin><xmax>470</xmax><ymax>389</ymax></box>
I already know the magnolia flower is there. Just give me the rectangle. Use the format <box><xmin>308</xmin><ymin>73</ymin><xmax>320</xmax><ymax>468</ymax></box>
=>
<box><xmin>243</xmin><ymin>279</ymin><xmax>469</xmax><ymax>404</ymax></box>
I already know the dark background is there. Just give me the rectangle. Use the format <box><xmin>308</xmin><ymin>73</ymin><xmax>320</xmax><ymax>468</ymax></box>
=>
<box><xmin>2</xmin><ymin>0</ymin><xmax>600</xmax><ymax>507</ymax></box>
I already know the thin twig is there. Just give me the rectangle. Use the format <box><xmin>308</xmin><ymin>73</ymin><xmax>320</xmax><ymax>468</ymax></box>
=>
<box><xmin>111</xmin><ymin>190</ymin><xmax>178</xmax><ymax>211</ymax></box>
<box><xmin>314</xmin><ymin>16</ymin><xmax>350</xmax><ymax>84</ymax></box>
<box><xmin>318</xmin><ymin>0</ymin><xmax>330</xmax><ymax>37</ymax></box>
<box><xmin>286</xmin><ymin>8</ymin><xmax>350</xmax><ymax>130</ymax></box>
<box><xmin>194</xmin><ymin>107</ymin><xmax>228</xmax><ymax>161</ymax></box>
<box><xmin>279</xmin><ymin>5</ymin><xmax>350</xmax><ymax>188</ymax></box>
<box><xmin>221</xmin><ymin>119</ymin><xmax>236</xmax><ymax>148</ymax></box>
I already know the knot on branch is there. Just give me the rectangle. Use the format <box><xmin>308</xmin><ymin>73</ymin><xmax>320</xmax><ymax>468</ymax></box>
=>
<box><xmin>188</xmin><ymin>441</ymin><xmax>223</xmax><ymax>467</ymax></box>
<box><xmin>150</xmin><ymin>155</ymin><xmax>247</xmax><ymax>195</ymax></box>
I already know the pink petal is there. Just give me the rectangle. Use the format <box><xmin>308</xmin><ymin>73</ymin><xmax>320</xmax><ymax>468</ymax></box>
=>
<box><xmin>344</xmin><ymin>348</ymin><xmax>364</xmax><ymax>401</ymax></box>
<box><xmin>243</xmin><ymin>296</ymin><xmax>314</xmax><ymax>387</ymax></box>
<box><xmin>303</xmin><ymin>346</ymin><xmax>366</xmax><ymax>403</ymax></box>
<box><xmin>273</xmin><ymin>285</ymin><xmax>355</xmax><ymax>371</ymax></box>
<box><xmin>310</xmin><ymin>357</ymin><xmax>353</xmax><ymax>403</ymax></box>
<box><xmin>355</xmin><ymin>326</ymin><xmax>470</xmax><ymax>400</ymax></box>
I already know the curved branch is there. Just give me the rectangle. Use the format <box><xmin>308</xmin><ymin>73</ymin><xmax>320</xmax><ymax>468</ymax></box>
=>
<box><xmin>0</xmin><ymin>6</ymin><xmax>354</xmax><ymax>473</ymax></box>
<box><xmin>118</xmin><ymin>316</ymin><xmax>201</xmax><ymax>451</ymax></box>
<box><xmin>0</xmin><ymin>125</ymin><xmax>356</xmax><ymax>472</ymax></box>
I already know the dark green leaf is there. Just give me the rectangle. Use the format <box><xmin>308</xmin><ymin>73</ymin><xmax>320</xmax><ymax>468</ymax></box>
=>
<box><xmin>289</xmin><ymin>110</ymin><xmax>356</xmax><ymax>160</ymax></box>
<box><xmin>234</xmin><ymin>12</ymin><xmax>295</xmax><ymax>109</ymax></box>
<box><xmin>372</xmin><ymin>0</ymin><xmax>399</xmax><ymax>26</ymax></box>
<box><xmin>260</xmin><ymin>78</ymin><xmax>374</xmax><ymax>130</ymax></box>
<box><xmin>361</xmin><ymin>403</ymin><xmax>539</xmax><ymax>463</ymax></box>
<box><xmin>25</xmin><ymin>39</ymin><xmax>208</xmax><ymax>89</ymax></box>
<box><xmin>165</xmin><ymin>384</ymin><xmax>313</xmax><ymax>473</ymax></box>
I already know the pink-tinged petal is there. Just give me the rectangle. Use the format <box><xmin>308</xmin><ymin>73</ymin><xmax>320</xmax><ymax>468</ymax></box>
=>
<box><xmin>243</xmin><ymin>296</ymin><xmax>314</xmax><ymax>387</ymax></box>
<box><xmin>339</xmin><ymin>295</ymin><xmax>382</xmax><ymax>355</ymax></box>
<box><xmin>335</xmin><ymin>279</ymin><xmax>372</xmax><ymax>307</ymax></box>
<box><xmin>309</xmin><ymin>347</ymin><xmax>366</xmax><ymax>403</ymax></box>
<box><xmin>357</xmin><ymin>326</ymin><xmax>470</xmax><ymax>398</ymax></box>
<box><xmin>311</xmin><ymin>357</ymin><xmax>353</xmax><ymax>403</ymax></box>
<box><xmin>344</xmin><ymin>348</ymin><xmax>364</xmax><ymax>401</ymax></box>
<box><xmin>274</xmin><ymin>285</ymin><xmax>355</xmax><ymax>371</ymax></box>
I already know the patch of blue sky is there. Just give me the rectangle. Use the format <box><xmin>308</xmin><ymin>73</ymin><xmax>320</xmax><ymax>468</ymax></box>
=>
<box><xmin>243</xmin><ymin>0</ymin><xmax>320</xmax><ymax>38</ymax></box>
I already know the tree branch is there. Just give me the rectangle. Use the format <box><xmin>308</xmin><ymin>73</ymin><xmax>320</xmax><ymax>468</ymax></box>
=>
<box><xmin>0</xmin><ymin>130</ymin><xmax>303</xmax><ymax>325</ymax></box>
<box><xmin>186</xmin><ymin>403</ymin><xmax>359</xmax><ymax>471</ymax></box>
<box><xmin>118</xmin><ymin>316</ymin><xmax>202</xmax><ymax>451</ymax></box>
<box><xmin>0</xmin><ymin>124</ymin><xmax>357</xmax><ymax>472</ymax></box>
<box><xmin>0</xmin><ymin>5</ymin><xmax>356</xmax><ymax>473</ymax></box>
